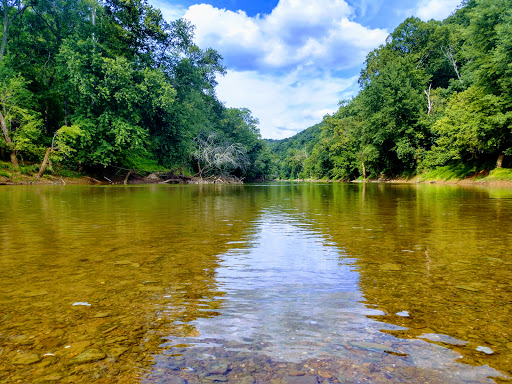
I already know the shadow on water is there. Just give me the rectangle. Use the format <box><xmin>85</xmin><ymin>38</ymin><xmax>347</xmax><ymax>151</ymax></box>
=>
<box><xmin>1</xmin><ymin>183</ymin><xmax>511</xmax><ymax>383</ymax></box>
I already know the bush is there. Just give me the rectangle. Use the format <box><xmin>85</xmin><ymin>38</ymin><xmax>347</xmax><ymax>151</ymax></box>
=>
<box><xmin>19</xmin><ymin>164</ymin><xmax>39</xmax><ymax>175</ymax></box>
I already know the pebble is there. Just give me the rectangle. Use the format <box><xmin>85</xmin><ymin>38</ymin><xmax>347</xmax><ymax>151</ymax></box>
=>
<box><xmin>476</xmin><ymin>346</ymin><xmax>494</xmax><ymax>355</ymax></box>
<box><xmin>203</xmin><ymin>375</ymin><xmax>228</xmax><ymax>382</ymax></box>
<box><xmin>209</xmin><ymin>363</ymin><xmax>229</xmax><ymax>374</ymax></box>
<box><xmin>317</xmin><ymin>370</ymin><xmax>331</xmax><ymax>379</ymax></box>
<box><xmin>72</xmin><ymin>302</ymin><xmax>91</xmax><ymax>306</ymax></box>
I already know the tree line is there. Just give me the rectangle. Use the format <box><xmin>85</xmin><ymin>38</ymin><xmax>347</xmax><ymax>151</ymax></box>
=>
<box><xmin>0</xmin><ymin>0</ymin><xmax>274</xmax><ymax>181</ymax></box>
<box><xmin>271</xmin><ymin>0</ymin><xmax>512</xmax><ymax>181</ymax></box>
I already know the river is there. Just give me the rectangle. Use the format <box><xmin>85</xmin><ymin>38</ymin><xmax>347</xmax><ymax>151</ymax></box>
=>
<box><xmin>0</xmin><ymin>183</ymin><xmax>511</xmax><ymax>383</ymax></box>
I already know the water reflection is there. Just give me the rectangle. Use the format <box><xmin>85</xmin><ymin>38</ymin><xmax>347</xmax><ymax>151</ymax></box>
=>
<box><xmin>257</xmin><ymin>183</ymin><xmax>512</xmax><ymax>381</ymax></box>
<box><xmin>1</xmin><ymin>183</ymin><xmax>511</xmax><ymax>383</ymax></box>
<box><xmin>150</xmin><ymin>205</ymin><xmax>503</xmax><ymax>383</ymax></box>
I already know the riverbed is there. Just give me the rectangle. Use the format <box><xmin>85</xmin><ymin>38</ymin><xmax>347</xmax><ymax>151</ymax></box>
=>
<box><xmin>1</xmin><ymin>183</ymin><xmax>511</xmax><ymax>383</ymax></box>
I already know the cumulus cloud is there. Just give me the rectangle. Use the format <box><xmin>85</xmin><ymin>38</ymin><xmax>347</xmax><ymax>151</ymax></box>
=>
<box><xmin>148</xmin><ymin>0</ymin><xmax>390</xmax><ymax>138</ymax></box>
<box><xmin>415</xmin><ymin>0</ymin><xmax>461</xmax><ymax>21</ymax></box>
<box><xmin>183</xmin><ymin>0</ymin><xmax>388</xmax><ymax>72</ymax></box>
<box><xmin>216</xmin><ymin>69</ymin><xmax>359</xmax><ymax>139</ymax></box>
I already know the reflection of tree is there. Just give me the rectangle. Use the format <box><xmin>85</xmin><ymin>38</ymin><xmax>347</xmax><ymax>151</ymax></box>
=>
<box><xmin>0</xmin><ymin>185</ymin><xmax>261</xmax><ymax>382</ymax></box>
<box><xmin>276</xmin><ymin>183</ymin><xmax>512</xmax><ymax>378</ymax></box>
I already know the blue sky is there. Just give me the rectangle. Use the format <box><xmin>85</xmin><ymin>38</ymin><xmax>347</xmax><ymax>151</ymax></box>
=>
<box><xmin>148</xmin><ymin>0</ymin><xmax>463</xmax><ymax>139</ymax></box>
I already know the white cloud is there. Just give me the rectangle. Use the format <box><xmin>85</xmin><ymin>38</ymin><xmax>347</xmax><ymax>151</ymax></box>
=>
<box><xmin>183</xmin><ymin>0</ymin><xmax>388</xmax><ymax>72</ymax></box>
<box><xmin>415</xmin><ymin>0</ymin><xmax>461</xmax><ymax>21</ymax></box>
<box><xmin>216</xmin><ymin>69</ymin><xmax>359</xmax><ymax>139</ymax></box>
<box><xmin>148</xmin><ymin>0</ymin><xmax>389</xmax><ymax>139</ymax></box>
<box><xmin>149</xmin><ymin>0</ymin><xmax>187</xmax><ymax>21</ymax></box>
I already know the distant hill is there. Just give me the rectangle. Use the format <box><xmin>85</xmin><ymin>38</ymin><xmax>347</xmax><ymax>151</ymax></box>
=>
<box><xmin>265</xmin><ymin>122</ymin><xmax>324</xmax><ymax>179</ymax></box>
<box><xmin>266</xmin><ymin>122</ymin><xmax>323</xmax><ymax>155</ymax></box>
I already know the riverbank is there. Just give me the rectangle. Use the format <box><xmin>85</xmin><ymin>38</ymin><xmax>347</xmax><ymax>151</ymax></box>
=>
<box><xmin>0</xmin><ymin>170</ymin><xmax>243</xmax><ymax>186</ymax></box>
<box><xmin>286</xmin><ymin>168</ymin><xmax>512</xmax><ymax>187</ymax></box>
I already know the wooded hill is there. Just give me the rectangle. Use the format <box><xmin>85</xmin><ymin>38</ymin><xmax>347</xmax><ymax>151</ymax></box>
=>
<box><xmin>270</xmin><ymin>0</ymin><xmax>512</xmax><ymax>181</ymax></box>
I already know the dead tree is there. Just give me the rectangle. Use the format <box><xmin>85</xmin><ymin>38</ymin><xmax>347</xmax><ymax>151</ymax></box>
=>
<box><xmin>424</xmin><ymin>83</ymin><xmax>433</xmax><ymax>115</ymax></box>
<box><xmin>191</xmin><ymin>133</ymin><xmax>248</xmax><ymax>178</ymax></box>
<box><xmin>441</xmin><ymin>45</ymin><xmax>462</xmax><ymax>82</ymax></box>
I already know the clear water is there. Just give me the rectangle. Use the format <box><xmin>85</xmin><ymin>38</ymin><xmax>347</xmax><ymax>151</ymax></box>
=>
<box><xmin>1</xmin><ymin>183</ymin><xmax>511</xmax><ymax>383</ymax></box>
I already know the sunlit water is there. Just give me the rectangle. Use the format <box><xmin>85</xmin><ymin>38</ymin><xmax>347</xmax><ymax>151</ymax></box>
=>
<box><xmin>1</xmin><ymin>183</ymin><xmax>511</xmax><ymax>383</ymax></box>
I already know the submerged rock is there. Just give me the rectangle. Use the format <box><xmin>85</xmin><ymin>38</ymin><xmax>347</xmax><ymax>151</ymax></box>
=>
<box><xmin>281</xmin><ymin>376</ymin><xmax>319</xmax><ymax>384</ymax></box>
<box><xmin>208</xmin><ymin>363</ymin><xmax>229</xmax><ymax>374</ymax></box>
<box><xmin>12</xmin><ymin>353</ymin><xmax>41</xmax><ymax>365</ymax></box>
<box><xmin>456</xmin><ymin>285</ymin><xmax>480</xmax><ymax>292</ymax></box>
<box><xmin>68</xmin><ymin>348</ymin><xmax>106</xmax><ymax>365</ymax></box>
<box><xmin>419</xmin><ymin>333</ymin><xmax>467</xmax><ymax>346</ymax></box>
<box><xmin>109</xmin><ymin>347</ymin><xmax>129</xmax><ymax>358</ymax></box>
<box><xmin>351</xmin><ymin>341</ymin><xmax>393</xmax><ymax>352</ymax></box>
<box><xmin>380</xmin><ymin>263</ymin><xmax>402</xmax><ymax>272</ymax></box>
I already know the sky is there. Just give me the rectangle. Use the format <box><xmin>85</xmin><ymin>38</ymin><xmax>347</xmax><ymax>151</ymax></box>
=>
<box><xmin>148</xmin><ymin>0</ymin><xmax>463</xmax><ymax>139</ymax></box>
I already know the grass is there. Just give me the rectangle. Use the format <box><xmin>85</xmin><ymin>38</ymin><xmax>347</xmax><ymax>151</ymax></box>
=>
<box><xmin>0</xmin><ymin>160</ymin><xmax>86</xmax><ymax>181</ymax></box>
<box><xmin>417</xmin><ymin>164</ymin><xmax>479</xmax><ymax>181</ymax></box>
<box><xmin>482</xmin><ymin>168</ymin><xmax>512</xmax><ymax>181</ymax></box>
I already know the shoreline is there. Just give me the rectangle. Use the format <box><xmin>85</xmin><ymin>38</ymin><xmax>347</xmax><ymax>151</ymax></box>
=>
<box><xmin>285</xmin><ymin>176</ymin><xmax>512</xmax><ymax>187</ymax></box>
<box><xmin>0</xmin><ymin>172</ymin><xmax>244</xmax><ymax>186</ymax></box>
<box><xmin>3</xmin><ymin>172</ymin><xmax>512</xmax><ymax>187</ymax></box>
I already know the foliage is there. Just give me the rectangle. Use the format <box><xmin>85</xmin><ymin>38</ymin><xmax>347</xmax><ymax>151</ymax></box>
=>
<box><xmin>0</xmin><ymin>0</ymin><xmax>268</xmax><ymax>180</ymax></box>
<box><xmin>269</xmin><ymin>0</ymin><xmax>512</xmax><ymax>180</ymax></box>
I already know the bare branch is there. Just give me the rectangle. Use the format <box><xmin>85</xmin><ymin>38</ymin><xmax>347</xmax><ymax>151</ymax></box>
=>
<box><xmin>441</xmin><ymin>45</ymin><xmax>462</xmax><ymax>82</ymax></box>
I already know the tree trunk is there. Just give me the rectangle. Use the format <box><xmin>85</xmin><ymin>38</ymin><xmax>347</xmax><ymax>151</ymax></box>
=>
<box><xmin>362</xmin><ymin>161</ymin><xmax>367</xmax><ymax>181</ymax></box>
<box><xmin>10</xmin><ymin>149</ymin><xmax>18</xmax><ymax>168</ymax></box>
<box><xmin>0</xmin><ymin>0</ymin><xmax>9</xmax><ymax>61</ymax></box>
<box><xmin>123</xmin><ymin>170</ymin><xmax>132</xmax><ymax>185</ymax></box>
<box><xmin>64</xmin><ymin>99</ymin><xmax>69</xmax><ymax>126</ymax></box>
<box><xmin>0</xmin><ymin>110</ymin><xmax>18</xmax><ymax>168</ymax></box>
<box><xmin>197</xmin><ymin>161</ymin><xmax>203</xmax><ymax>178</ymax></box>
<box><xmin>37</xmin><ymin>147</ymin><xmax>52</xmax><ymax>177</ymax></box>
<box><xmin>424</xmin><ymin>83</ymin><xmax>433</xmax><ymax>115</ymax></box>
<box><xmin>496</xmin><ymin>153</ymin><xmax>505</xmax><ymax>168</ymax></box>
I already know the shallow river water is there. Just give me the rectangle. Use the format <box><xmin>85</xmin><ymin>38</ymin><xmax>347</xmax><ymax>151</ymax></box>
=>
<box><xmin>1</xmin><ymin>183</ymin><xmax>512</xmax><ymax>383</ymax></box>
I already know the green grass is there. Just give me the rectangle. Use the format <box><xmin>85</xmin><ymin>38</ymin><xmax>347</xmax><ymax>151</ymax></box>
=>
<box><xmin>482</xmin><ymin>168</ymin><xmax>512</xmax><ymax>181</ymax></box>
<box><xmin>0</xmin><ymin>161</ymin><xmax>14</xmax><ymax>170</ymax></box>
<box><xmin>417</xmin><ymin>164</ymin><xmax>479</xmax><ymax>181</ymax></box>
<box><xmin>18</xmin><ymin>164</ymin><xmax>40</xmax><ymax>176</ymax></box>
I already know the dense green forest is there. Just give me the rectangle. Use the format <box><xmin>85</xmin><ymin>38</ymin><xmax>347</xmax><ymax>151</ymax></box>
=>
<box><xmin>0</xmin><ymin>0</ymin><xmax>274</xmax><ymax>181</ymax></box>
<box><xmin>272</xmin><ymin>0</ymin><xmax>512</xmax><ymax>181</ymax></box>
<box><xmin>2</xmin><ymin>0</ymin><xmax>511</xmax><ymax>183</ymax></box>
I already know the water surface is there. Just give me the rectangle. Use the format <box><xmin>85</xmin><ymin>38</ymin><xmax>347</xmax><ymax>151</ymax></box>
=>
<box><xmin>1</xmin><ymin>183</ymin><xmax>511</xmax><ymax>383</ymax></box>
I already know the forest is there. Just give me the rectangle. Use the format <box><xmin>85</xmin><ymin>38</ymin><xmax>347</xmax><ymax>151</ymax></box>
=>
<box><xmin>272</xmin><ymin>0</ymin><xmax>512</xmax><ymax>181</ymax></box>
<box><xmin>1</xmin><ymin>0</ymin><xmax>511</xmax><ymax>183</ymax></box>
<box><xmin>0</xmin><ymin>0</ymin><xmax>274</xmax><ymax>181</ymax></box>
